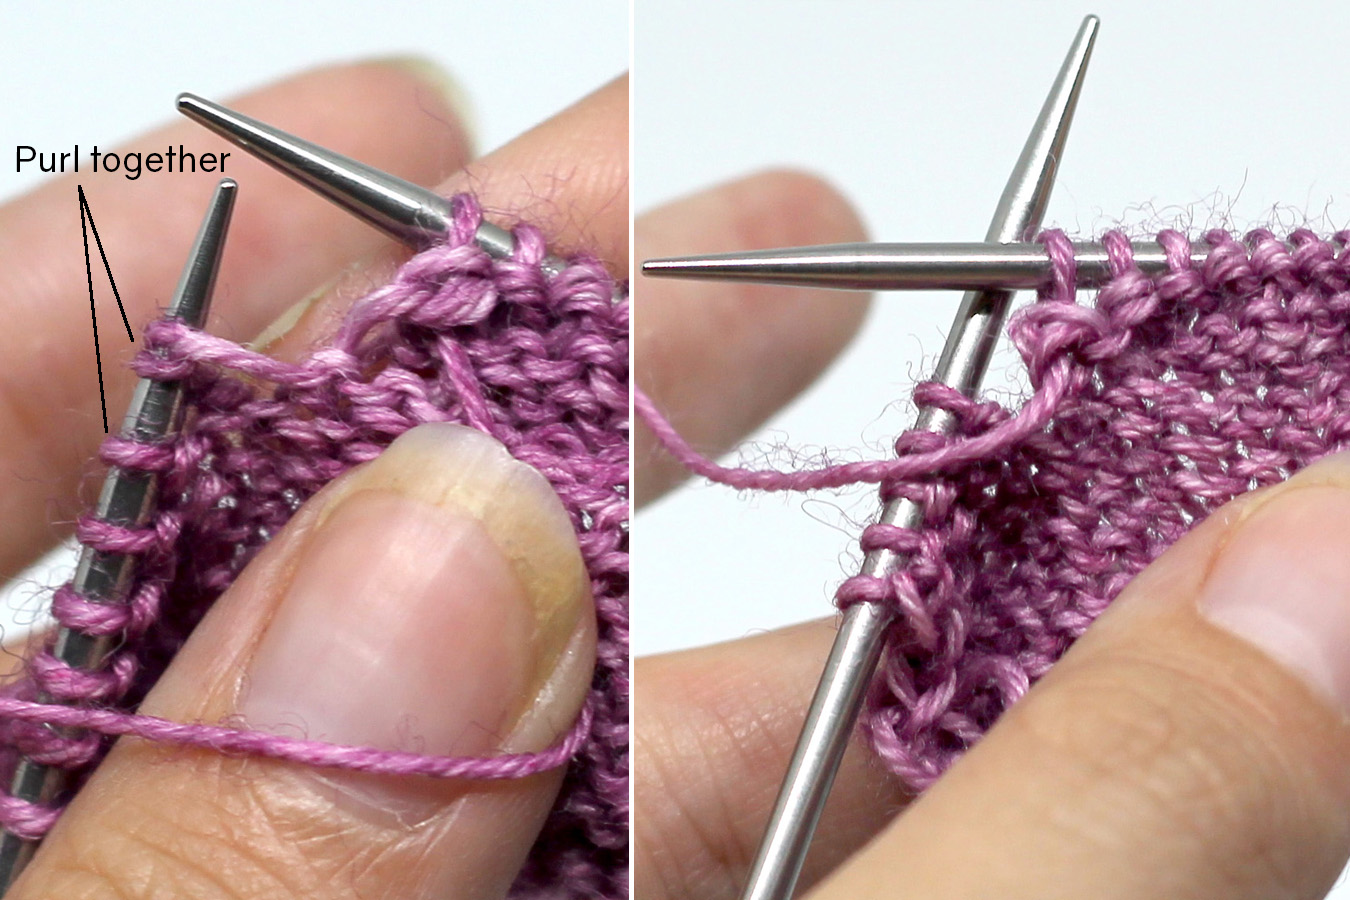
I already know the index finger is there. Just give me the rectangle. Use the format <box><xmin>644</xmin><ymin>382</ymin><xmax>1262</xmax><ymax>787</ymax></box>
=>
<box><xmin>634</xmin><ymin>170</ymin><xmax>872</xmax><ymax>507</ymax></box>
<box><xmin>0</xmin><ymin>60</ymin><xmax>472</xmax><ymax>580</ymax></box>
<box><xmin>253</xmin><ymin>76</ymin><xmax>629</xmax><ymax>363</ymax></box>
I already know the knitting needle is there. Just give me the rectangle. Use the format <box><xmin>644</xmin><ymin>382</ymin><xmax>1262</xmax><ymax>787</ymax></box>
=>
<box><xmin>176</xmin><ymin>93</ymin><xmax>569</xmax><ymax>277</ymax></box>
<box><xmin>714</xmin><ymin>17</ymin><xmax>1099</xmax><ymax>900</ymax></box>
<box><xmin>642</xmin><ymin>239</ymin><xmax>1214</xmax><ymax>291</ymax></box>
<box><xmin>0</xmin><ymin>177</ymin><xmax>237</xmax><ymax>892</ymax></box>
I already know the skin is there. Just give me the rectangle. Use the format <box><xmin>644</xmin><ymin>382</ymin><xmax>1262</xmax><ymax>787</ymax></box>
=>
<box><xmin>0</xmin><ymin>62</ymin><xmax>475</xmax><ymax>582</ymax></box>
<box><xmin>0</xmin><ymin>63</ymin><xmax>625</xmax><ymax>900</ymax></box>
<box><xmin>635</xmin><ymin>177</ymin><xmax>1350</xmax><ymax>898</ymax></box>
<box><xmin>5</xmin><ymin>54</ymin><xmax>1350</xmax><ymax>900</ymax></box>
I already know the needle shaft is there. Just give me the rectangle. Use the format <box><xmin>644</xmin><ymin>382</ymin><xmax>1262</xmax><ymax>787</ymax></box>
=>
<box><xmin>642</xmin><ymin>239</ymin><xmax>1210</xmax><ymax>291</ymax></box>
<box><xmin>737</xmin><ymin>17</ymin><xmax>1100</xmax><ymax>900</ymax></box>
<box><xmin>0</xmin><ymin>178</ymin><xmax>236</xmax><ymax>893</ymax></box>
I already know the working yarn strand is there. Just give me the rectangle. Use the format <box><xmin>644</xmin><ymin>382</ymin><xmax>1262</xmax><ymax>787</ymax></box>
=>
<box><xmin>640</xmin><ymin>226</ymin><xmax>1350</xmax><ymax>789</ymax></box>
<box><xmin>0</xmin><ymin>195</ymin><xmax>629</xmax><ymax>898</ymax></box>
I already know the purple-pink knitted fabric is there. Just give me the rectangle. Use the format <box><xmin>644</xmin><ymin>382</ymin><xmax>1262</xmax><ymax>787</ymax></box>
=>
<box><xmin>640</xmin><ymin>226</ymin><xmax>1350</xmax><ymax>792</ymax></box>
<box><xmin>0</xmin><ymin>195</ymin><xmax>629</xmax><ymax>898</ymax></box>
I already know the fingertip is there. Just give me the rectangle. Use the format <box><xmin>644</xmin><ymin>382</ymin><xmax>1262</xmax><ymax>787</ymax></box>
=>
<box><xmin>228</xmin><ymin>57</ymin><xmax>475</xmax><ymax>198</ymax></box>
<box><xmin>0</xmin><ymin>57</ymin><xmax>482</xmax><ymax>581</ymax></box>
<box><xmin>14</xmin><ymin>425</ymin><xmax>593</xmax><ymax>900</ymax></box>
<box><xmin>816</xmin><ymin>463</ymin><xmax>1350</xmax><ymax>900</ymax></box>
<box><xmin>635</xmin><ymin>168</ymin><xmax>872</xmax><ymax>505</ymax></box>
<box><xmin>370</xmin><ymin>55</ymin><xmax>480</xmax><ymax>155</ymax></box>
<box><xmin>727</xmin><ymin>167</ymin><xmax>873</xmax><ymax>343</ymax></box>
<box><xmin>736</xmin><ymin>168</ymin><xmax>870</xmax><ymax>246</ymax></box>
<box><xmin>635</xmin><ymin>620</ymin><xmax>908</xmax><ymax>900</ymax></box>
<box><xmin>439</xmin><ymin>77</ymin><xmax>629</xmax><ymax>271</ymax></box>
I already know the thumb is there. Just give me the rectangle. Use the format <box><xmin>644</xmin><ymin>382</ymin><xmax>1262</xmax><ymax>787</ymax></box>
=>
<box><xmin>12</xmin><ymin>423</ymin><xmax>596</xmax><ymax>900</ymax></box>
<box><xmin>812</xmin><ymin>449</ymin><xmax>1350</xmax><ymax>900</ymax></box>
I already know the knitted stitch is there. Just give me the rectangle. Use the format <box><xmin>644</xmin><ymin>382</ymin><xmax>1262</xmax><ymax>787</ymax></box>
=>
<box><xmin>0</xmin><ymin>195</ymin><xmax>629</xmax><ymax>899</ymax></box>
<box><xmin>639</xmin><ymin>226</ymin><xmax>1350</xmax><ymax>793</ymax></box>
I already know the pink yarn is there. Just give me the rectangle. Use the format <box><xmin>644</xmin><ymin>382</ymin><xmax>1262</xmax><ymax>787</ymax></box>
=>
<box><xmin>1</xmin><ymin>195</ymin><xmax>628</xmax><ymax>898</ymax></box>
<box><xmin>640</xmin><ymin>226</ymin><xmax>1350</xmax><ymax>791</ymax></box>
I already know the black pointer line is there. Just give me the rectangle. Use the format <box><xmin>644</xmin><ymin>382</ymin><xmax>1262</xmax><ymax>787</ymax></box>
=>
<box><xmin>79</xmin><ymin>188</ymin><xmax>107</xmax><ymax>432</ymax></box>
<box><xmin>77</xmin><ymin>186</ymin><xmax>132</xmax><ymax>341</ymax></box>
<box><xmin>77</xmin><ymin>185</ymin><xmax>134</xmax><ymax>434</ymax></box>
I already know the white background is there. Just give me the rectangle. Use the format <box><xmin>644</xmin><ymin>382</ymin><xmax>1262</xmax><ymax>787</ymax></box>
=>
<box><xmin>635</xmin><ymin>4</ymin><xmax>1350</xmax><ymax>893</ymax></box>
<box><xmin>6</xmin><ymin>0</ymin><xmax>1350</xmax><ymax>892</ymax></box>
<box><xmin>0</xmin><ymin>0</ymin><xmax>627</xmax><ymax>631</ymax></box>
<box><xmin>635</xmin><ymin>1</ymin><xmax>1350</xmax><ymax>650</ymax></box>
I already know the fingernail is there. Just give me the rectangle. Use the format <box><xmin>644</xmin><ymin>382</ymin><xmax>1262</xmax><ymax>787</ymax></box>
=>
<box><xmin>247</xmin><ymin>284</ymin><xmax>323</xmax><ymax>352</ymax></box>
<box><xmin>240</xmin><ymin>423</ymin><xmax>593</xmax><ymax>762</ymax></box>
<box><xmin>249</xmin><ymin>245</ymin><xmax>406</xmax><ymax>354</ymax></box>
<box><xmin>1198</xmin><ymin>450</ymin><xmax>1350</xmax><ymax>713</ymax></box>
<box><xmin>379</xmin><ymin>56</ymin><xmax>478</xmax><ymax>153</ymax></box>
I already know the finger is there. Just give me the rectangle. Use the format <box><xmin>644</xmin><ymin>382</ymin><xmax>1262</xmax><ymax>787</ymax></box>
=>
<box><xmin>11</xmin><ymin>424</ymin><xmax>596</xmax><ymax>900</ymax></box>
<box><xmin>251</xmin><ymin>75</ymin><xmax>630</xmax><ymax>363</ymax></box>
<box><xmin>0</xmin><ymin>630</ymin><xmax>46</xmax><ymax>683</ymax></box>
<box><xmin>635</xmin><ymin>619</ymin><xmax>909</xmax><ymax>900</ymax></box>
<box><xmin>452</xmin><ymin>74</ymin><xmax>628</xmax><ymax>269</ymax></box>
<box><xmin>0</xmin><ymin>59</ymin><xmax>473</xmax><ymax>580</ymax></box>
<box><xmin>634</xmin><ymin>171</ymin><xmax>871</xmax><ymax>507</ymax></box>
<box><xmin>812</xmin><ymin>451</ymin><xmax>1350</xmax><ymax>900</ymax></box>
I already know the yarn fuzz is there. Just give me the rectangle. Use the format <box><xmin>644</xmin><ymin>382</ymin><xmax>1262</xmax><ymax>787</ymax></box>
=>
<box><xmin>855</xmin><ymin>228</ymin><xmax>1350</xmax><ymax>789</ymax></box>
<box><xmin>0</xmin><ymin>195</ymin><xmax>629</xmax><ymax>899</ymax></box>
<box><xmin>640</xmin><ymin>227</ymin><xmax>1350</xmax><ymax>797</ymax></box>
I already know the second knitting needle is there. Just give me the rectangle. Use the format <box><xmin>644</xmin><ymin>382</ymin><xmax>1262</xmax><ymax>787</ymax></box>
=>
<box><xmin>642</xmin><ymin>239</ymin><xmax>1212</xmax><ymax>291</ymax></box>
<box><xmin>731</xmin><ymin>16</ymin><xmax>1098</xmax><ymax>900</ymax></box>
<box><xmin>0</xmin><ymin>177</ymin><xmax>237</xmax><ymax>894</ymax></box>
<box><xmin>176</xmin><ymin>93</ymin><xmax>585</xmax><ymax>279</ymax></box>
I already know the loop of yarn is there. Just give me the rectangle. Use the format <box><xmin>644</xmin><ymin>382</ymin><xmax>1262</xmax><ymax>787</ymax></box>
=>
<box><xmin>0</xmin><ymin>195</ymin><xmax>628</xmax><ymax>898</ymax></box>
<box><xmin>637</xmin><ymin>226</ymin><xmax>1350</xmax><ymax>793</ymax></box>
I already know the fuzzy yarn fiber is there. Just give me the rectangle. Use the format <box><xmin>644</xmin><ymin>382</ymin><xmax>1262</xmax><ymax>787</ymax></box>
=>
<box><xmin>641</xmin><ymin>226</ymin><xmax>1350</xmax><ymax>793</ymax></box>
<box><xmin>0</xmin><ymin>195</ymin><xmax>629</xmax><ymax>898</ymax></box>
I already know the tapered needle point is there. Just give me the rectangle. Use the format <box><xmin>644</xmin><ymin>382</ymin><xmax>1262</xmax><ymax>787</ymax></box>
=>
<box><xmin>641</xmin><ymin>235</ymin><xmax>1209</xmax><ymax>292</ymax></box>
<box><xmin>644</xmin><ymin>15</ymin><xmax>1101</xmax><ymax>297</ymax></box>
<box><xmin>168</xmin><ymin>177</ymin><xmax>235</xmax><ymax>328</ymax></box>
<box><xmin>176</xmin><ymin>92</ymin><xmax>516</xmax><ymax>257</ymax></box>
<box><xmin>735</xmin><ymin>17</ymin><xmax>1101</xmax><ymax>900</ymax></box>
<box><xmin>0</xmin><ymin>176</ymin><xmax>239</xmax><ymax>892</ymax></box>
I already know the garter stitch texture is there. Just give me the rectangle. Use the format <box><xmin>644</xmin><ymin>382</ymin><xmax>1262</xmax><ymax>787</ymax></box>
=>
<box><xmin>0</xmin><ymin>195</ymin><xmax>629</xmax><ymax>899</ymax></box>
<box><xmin>640</xmin><ymin>226</ymin><xmax>1350</xmax><ymax>793</ymax></box>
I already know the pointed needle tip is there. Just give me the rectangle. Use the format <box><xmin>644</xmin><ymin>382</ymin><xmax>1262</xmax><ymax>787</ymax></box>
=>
<box><xmin>174</xmin><ymin>92</ymin><xmax>453</xmax><ymax>249</ymax></box>
<box><xmin>641</xmin><ymin>257</ymin><xmax>736</xmax><ymax>278</ymax></box>
<box><xmin>984</xmin><ymin>9</ymin><xmax>1099</xmax><ymax>243</ymax></box>
<box><xmin>176</xmin><ymin>93</ymin><xmax>208</xmax><ymax>118</ymax></box>
<box><xmin>175</xmin><ymin>93</ymin><xmax>229</xmax><ymax>138</ymax></box>
<box><xmin>1078</xmin><ymin>15</ymin><xmax>1101</xmax><ymax>50</ymax></box>
<box><xmin>641</xmin><ymin>258</ymin><xmax>684</xmax><ymax>273</ymax></box>
<box><xmin>169</xmin><ymin>180</ymin><xmax>237</xmax><ymax>328</ymax></box>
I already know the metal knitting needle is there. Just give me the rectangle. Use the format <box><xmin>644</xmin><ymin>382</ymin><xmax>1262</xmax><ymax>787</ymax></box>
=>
<box><xmin>0</xmin><ymin>178</ymin><xmax>236</xmax><ymax>893</ymax></box>
<box><xmin>643</xmin><ymin>239</ymin><xmax>1214</xmax><ymax>291</ymax></box>
<box><xmin>176</xmin><ymin>93</ymin><xmax>571</xmax><ymax>278</ymax></box>
<box><xmin>721</xmin><ymin>17</ymin><xmax>1100</xmax><ymax>900</ymax></box>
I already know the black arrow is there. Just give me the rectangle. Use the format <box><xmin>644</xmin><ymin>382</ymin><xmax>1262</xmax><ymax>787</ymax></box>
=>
<box><xmin>77</xmin><ymin>186</ymin><xmax>133</xmax><ymax>433</ymax></box>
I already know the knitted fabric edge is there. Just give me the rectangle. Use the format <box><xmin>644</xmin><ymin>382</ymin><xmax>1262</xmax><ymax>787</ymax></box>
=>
<box><xmin>0</xmin><ymin>195</ymin><xmax>630</xmax><ymax>899</ymax></box>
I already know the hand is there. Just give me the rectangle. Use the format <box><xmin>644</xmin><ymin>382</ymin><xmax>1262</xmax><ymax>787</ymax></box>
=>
<box><xmin>0</xmin><ymin>61</ymin><xmax>626</xmax><ymax>900</ymax></box>
<box><xmin>636</xmin><ymin>175</ymin><xmax>1350</xmax><ymax>900</ymax></box>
